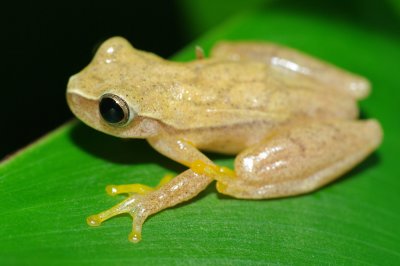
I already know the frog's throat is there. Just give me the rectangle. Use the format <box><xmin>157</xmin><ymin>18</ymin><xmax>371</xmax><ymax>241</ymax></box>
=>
<box><xmin>190</xmin><ymin>160</ymin><xmax>236</xmax><ymax>181</ymax></box>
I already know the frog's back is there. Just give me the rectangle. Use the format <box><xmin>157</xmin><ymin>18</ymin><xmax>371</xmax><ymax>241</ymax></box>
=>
<box><xmin>152</xmin><ymin>58</ymin><xmax>358</xmax><ymax>131</ymax></box>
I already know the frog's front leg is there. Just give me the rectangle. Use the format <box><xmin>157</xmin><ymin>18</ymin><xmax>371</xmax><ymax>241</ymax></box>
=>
<box><xmin>88</xmin><ymin>169</ymin><xmax>212</xmax><ymax>242</ymax></box>
<box><xmin>216</xmin><ymin>119</ymin><xmax>382</xmax><ymax>199</ymax></box>
<box><xmin>87</xmin><ymin>135</ymin><xmax>227</xmax><ymax>243</ymax></box>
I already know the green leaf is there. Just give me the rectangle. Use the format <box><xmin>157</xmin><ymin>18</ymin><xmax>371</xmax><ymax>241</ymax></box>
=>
<box><xmin>176</xmin><ymin>0</ymin><xmax>267</xmax><ymax>39</ymax></box>
<box><xmin>1</xmin><ymin>5</ymin><xmax>400</xmax><ymax>265</ymax></box>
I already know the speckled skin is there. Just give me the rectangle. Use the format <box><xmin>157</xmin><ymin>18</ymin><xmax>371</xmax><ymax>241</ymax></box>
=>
<box><xmin>66</xmin><ymin>37</ymin><xmax>382</xmax><ymax>242</ymax></box>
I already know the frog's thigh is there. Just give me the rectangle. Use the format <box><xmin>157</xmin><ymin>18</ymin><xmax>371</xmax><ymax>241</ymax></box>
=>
<box><xmin>217</xmin><ymin>119</ymin><xmax>382</xmax><ymax>199</ymax></box>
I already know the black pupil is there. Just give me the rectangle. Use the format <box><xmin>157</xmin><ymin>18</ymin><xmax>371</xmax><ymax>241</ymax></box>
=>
<box><xmin>99</xmin><ymin>97</ymin><xmax>125</xmax><ymax>124</ymax></box>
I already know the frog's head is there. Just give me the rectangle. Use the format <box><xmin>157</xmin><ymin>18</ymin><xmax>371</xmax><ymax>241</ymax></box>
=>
<box><xmin>67</xmin><ymin>37</ymin><xmax>165</xmax><ymax>139</ymax></box>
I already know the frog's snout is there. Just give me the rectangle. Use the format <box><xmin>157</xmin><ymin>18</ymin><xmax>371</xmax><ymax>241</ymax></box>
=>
<box><xmin>66</xmin><ymin>90</ymin><xmax>100</xmax><ymax>128</ymax></box>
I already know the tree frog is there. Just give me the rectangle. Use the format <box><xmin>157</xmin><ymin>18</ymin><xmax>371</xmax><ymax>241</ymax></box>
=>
<box><xmin>66</xmin><ymin>37</ymin><xmax>382</xmax><ymax>243</ymax></box>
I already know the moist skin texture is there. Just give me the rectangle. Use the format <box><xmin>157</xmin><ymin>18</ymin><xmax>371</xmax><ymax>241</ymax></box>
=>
<box><xmin>66</xmin><ymin>37</ymin><xmax>382</xmax><ymax>243</ymax></box>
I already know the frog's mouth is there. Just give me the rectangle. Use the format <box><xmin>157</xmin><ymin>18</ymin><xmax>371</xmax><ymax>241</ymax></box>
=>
<box><xmin>66</xmin><ymin>91</ymin><xmax>101</xmax><ymax>129</ymax></box>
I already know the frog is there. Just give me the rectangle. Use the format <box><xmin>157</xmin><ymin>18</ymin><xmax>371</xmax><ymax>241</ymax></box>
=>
<box><xmin>66</xmin><ymin>37</ymin><xmax>382</xmax><ymax>243</ymax></box>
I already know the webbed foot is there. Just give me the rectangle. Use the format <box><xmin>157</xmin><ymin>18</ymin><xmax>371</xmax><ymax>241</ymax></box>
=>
<box><xmin>86</xmin><ymin>174</ymin><xmax>174</xmax><ymax>243</ymax></box>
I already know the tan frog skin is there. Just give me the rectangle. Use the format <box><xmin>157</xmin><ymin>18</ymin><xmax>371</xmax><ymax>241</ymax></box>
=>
<box><xmin>66</xmin><ymin>37</ymin><xmax>382</xmax><ymax>243</ymax></box>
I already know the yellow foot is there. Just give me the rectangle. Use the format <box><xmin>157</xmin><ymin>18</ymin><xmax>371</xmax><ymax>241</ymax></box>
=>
<box><xmin>86</xmin><ymin>174</ymin><xmax>174</xmax><ymax>243</ymax></box>
<box><xmin>190</xmin><ymin>160</ymin><xmax>236</xmax><ymax>181</ymax></box>
<box><xmin>86</xmin><ymin>195</ymin><xmax>144</xmax><ymax>243</ymax></box>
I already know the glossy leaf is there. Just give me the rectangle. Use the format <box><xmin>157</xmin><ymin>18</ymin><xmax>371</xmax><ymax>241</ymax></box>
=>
<box><xmin>1</xmin><ymin>4</ymin><xmax>399</xmax><ymax>265</ymax></box>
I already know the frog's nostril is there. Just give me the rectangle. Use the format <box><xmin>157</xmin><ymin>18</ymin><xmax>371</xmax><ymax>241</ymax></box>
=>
<box><xmin>99</xmin><ymin>94</ymin><xmax>130</xmax><ymax>126</ymax></box>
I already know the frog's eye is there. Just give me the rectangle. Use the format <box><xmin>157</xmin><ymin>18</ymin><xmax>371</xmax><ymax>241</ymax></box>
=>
<box><xmin>99</xmin><ymin>93</ymin><xmax>130</xmax><ymax>126</ymax></box>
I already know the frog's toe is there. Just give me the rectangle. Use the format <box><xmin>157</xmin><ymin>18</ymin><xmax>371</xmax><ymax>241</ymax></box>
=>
<box><xmin>87</xmin><ymin>175</ymin><xmax>175</xmax><ymax>243</ymax></box>
<box><xmin>86</xmin><ymin>215</ymin><xmax>103</xmax><ymax>226</ymax></box>
<box><xmin>128</xmin><ymin>216</ymin><xmax>145</xmax><ymax>243</ymax></box>
<box><xmin>86</xmin><ymin>194</ymin><xmax>148</xmax><ymax>243</ymax></box>
<box><xmin>128</xmin><ymin>231</ymin><xmax>142</xmax><ymax>243</ymax></box>
<box><xmin>105</xmin><ymin>184</ymin><xmax>153</xmax><ymax>196</ymax></box>
<box><xmin>190</xmin><ymin>160</ymin><xmax>236</xmax><ymax>181</ymax></box>
<box><xmin>105</xmin><ymin>174</ymin><xmax>174</xmax><ymax>196</ymax></box>
<box><xmin>86</xmin><ymin>195</ymin><xmax>141</xmax><ymax>227</ymax></box>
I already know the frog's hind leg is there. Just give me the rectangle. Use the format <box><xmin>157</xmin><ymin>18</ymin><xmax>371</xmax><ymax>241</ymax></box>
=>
<box><xmin>216</xmin><ymin>119</ymin><xmax>382</xmax><ymax>199</ymax></box>
<box><xmin>211</xmin><ymin>42</ymin><xmax>370</xmax><ymax>99</ymax></box>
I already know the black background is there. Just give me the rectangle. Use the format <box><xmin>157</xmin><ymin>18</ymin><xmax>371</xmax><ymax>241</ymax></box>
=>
<box><xmin>1</xmin><ymin>1</ymin><xmax>187</xmax><ymax>159</ymax></box>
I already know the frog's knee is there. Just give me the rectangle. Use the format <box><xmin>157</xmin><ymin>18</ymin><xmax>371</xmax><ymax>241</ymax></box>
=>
<box><xmin>233</xmin><ymin>149</ymin><xmax>271</xmax><ymax>183</ymax></box>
